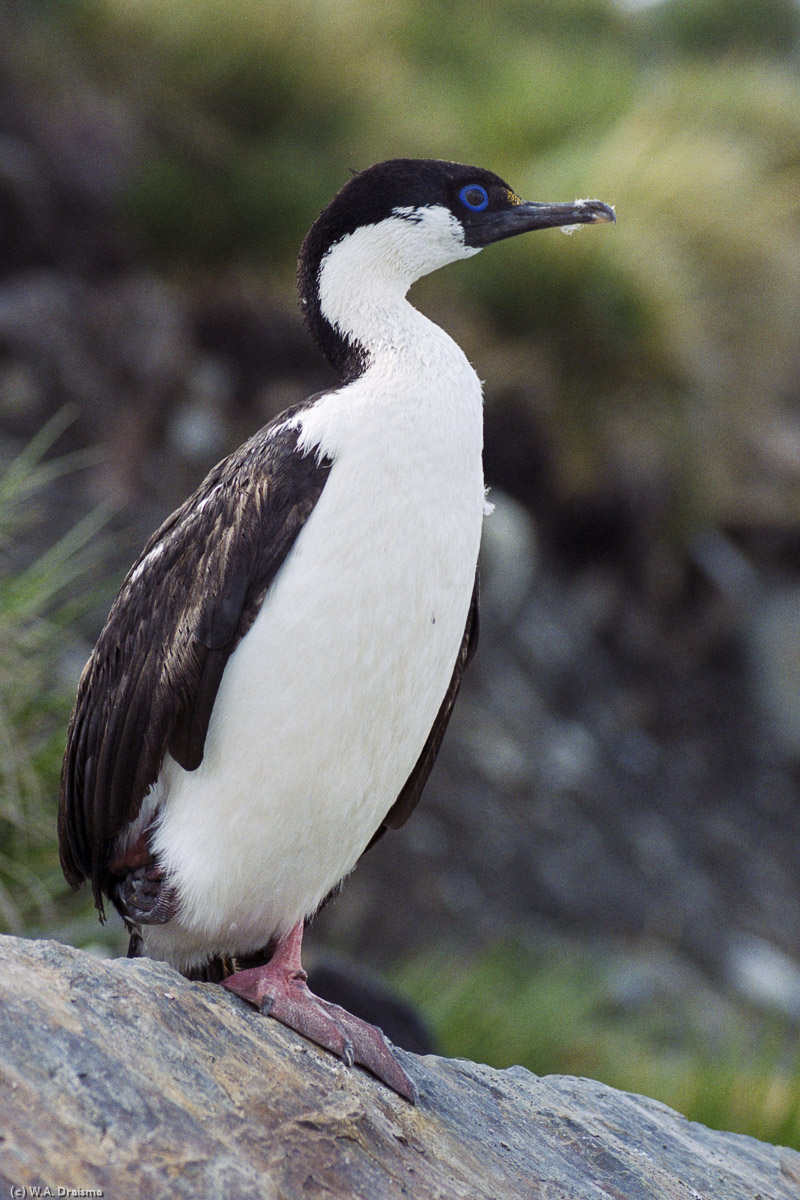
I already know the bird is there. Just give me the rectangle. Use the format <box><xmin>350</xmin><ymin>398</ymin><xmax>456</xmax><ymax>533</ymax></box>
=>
<box><xmin>58</xmin><ymin>158</ymin><xmax>614</xmax><ymax>1101</ymax></box>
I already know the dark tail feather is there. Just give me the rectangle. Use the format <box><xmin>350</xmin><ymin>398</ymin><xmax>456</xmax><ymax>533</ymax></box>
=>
<box><xmin>127</xmin><ymin>931</ymin><xmax>230</xmax><ymax>982</ymax></box>
<box><xmin>184</xmin><ymin>956</ymin><xmax>233</xmax><ymax>983</ymax></box>
<box><xmin>127</xmin><ymin>931</ymin><xmax>144</xmax><ymax>958</ymax></box>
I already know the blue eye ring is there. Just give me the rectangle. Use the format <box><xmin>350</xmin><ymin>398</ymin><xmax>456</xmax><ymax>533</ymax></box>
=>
<box><xmin>459</xmin><ymin>184</ymin><xmax>489</xmax><ymax>212</ymax></box>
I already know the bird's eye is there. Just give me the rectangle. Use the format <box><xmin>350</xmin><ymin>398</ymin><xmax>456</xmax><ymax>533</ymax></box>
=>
<box><xmin>458</xmin><ymin>184</ymin><xmax>489</xmax><ymax>212</ymax></box>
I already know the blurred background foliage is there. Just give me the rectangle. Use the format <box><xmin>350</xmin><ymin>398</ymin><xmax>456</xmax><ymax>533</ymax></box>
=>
<box><xmin>2</xmin><ymin>0</ymin><xmax>800</xmax><ymax>1150</ymax></box>
<box><xmin>57</xmin><ymin>0</ymin><xmax>800</xmax><ymax>534</ymax></box>
<box><xmin>0</xmin><ymin>412</ymin><xmax>106</xmax><ymax>933</ymax></box>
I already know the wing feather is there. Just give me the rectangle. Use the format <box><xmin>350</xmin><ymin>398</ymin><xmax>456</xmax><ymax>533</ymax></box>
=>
<box><xmin>58</xmin><ymin>404</ymin><xmax>332</xmax><ymax>912</ymax></box>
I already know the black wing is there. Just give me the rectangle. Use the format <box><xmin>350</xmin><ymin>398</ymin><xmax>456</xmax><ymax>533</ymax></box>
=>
<box><xmin>365</xmin><ymin>570</ymin><xmax>479</xmax><ymax>850</ymax></box>
<box><xmin>58</xmin><ymin>403</ymin><xmax>332</xmax><ymax>913</ymax></box>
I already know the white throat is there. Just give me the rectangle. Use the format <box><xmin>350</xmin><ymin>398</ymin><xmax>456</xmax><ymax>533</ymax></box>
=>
<box><xmin>317</xmin><ymin>206</ymin><xmax>481</xmax><ymax>356</ymax></box>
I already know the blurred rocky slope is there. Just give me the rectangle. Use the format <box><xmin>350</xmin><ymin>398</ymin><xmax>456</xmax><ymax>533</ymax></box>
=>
<box><xmin>2</xmin><ymin>3</ymin><xmax>800</xmax><ymax>1025</ymax></box>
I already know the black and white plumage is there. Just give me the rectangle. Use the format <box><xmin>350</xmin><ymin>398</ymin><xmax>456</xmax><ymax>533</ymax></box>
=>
<box><xmin>59</xmin><ymin>158</ymin><xmax>614</xmax><ymax>1099</ymax></box>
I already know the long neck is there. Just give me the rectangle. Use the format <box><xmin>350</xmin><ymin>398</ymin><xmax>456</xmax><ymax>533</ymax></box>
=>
<box><xmin>298</xmin><ymin>212</ymin><xmax>478</xmax><ymax>384</ymax></box>
<box><xmin>298</xmin><ymin>266</ymin><xmax>368</xmax><ymax>385</ymax></box>
<box><xmin>298</xmin><ymin>229</ymin><xmax>413</xmax><ymax>384</ymax></box>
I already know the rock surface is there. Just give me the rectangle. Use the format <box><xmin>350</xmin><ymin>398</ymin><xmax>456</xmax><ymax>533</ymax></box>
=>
<box><xmin>1</xmin><ymin>935</ymin><xmax>798</xmax><ymax>1200</ymax></box>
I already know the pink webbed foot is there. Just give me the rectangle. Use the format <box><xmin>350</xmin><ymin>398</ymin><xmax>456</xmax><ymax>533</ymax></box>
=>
<box><xmin>222</xmin><ymin>921</ymin><xmax>416</xmax><ymax>1102</ymax></box>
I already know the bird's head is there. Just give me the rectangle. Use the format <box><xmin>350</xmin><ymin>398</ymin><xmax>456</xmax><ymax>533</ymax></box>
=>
<box><xmin>298</xmin><ymin>158</ymin><xmax>615</xmax><ymax>378</ymax></box>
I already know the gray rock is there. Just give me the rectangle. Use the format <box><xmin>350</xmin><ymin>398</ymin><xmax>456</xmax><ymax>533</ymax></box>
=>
<box><xmin>1</xmin><ymin>934</ymin><xmax>798</xmax><ymax>1199</ymax></box>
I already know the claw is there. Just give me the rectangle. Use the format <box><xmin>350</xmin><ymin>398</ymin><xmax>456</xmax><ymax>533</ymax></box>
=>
<box><xmin>113</xmin><ymin>863</ymin><xmax>179</xmax><ymax>925</ymax></box>
<box><xmin>325</xmin><ymin>1001</ymin><xmax>418</xmax><ymax>1102</ymax></box>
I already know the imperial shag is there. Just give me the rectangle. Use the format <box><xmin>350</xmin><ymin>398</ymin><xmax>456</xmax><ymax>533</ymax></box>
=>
<box><xmin>58</xmin><ymin>158</ymin><xmax>614</xmax><ymax>1101</ymax></box>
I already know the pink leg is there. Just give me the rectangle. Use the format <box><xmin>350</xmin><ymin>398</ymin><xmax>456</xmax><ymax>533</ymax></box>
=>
<box><xmin>222</xmin><ymin>920</ymin><xmax>416</xmax><ymax>1102</ymax></box>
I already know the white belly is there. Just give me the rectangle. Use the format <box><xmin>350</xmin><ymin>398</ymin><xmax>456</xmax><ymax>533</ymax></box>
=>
<box><xmin>143</xmin><ymin>339</ymin><xmax>485</xmax><ymax>969</ymax></box>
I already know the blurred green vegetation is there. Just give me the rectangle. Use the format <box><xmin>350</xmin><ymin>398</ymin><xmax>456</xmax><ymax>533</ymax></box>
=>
<box><xmin>398</xmin><ymin>943</ymin><xmax>800</xmax><ymax>1149</ymax></box>
<box><xmin>0</xmin><ymin>415</ymin><xmax>107</xmax><ymax>933</ymax></box>
<box><xmin>55</xmin><ymin>0</ymin><xmax>800</xmax><ymax>531</ymax></box>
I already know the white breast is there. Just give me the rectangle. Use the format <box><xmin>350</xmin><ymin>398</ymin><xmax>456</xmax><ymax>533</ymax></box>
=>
<box><xmin>143</xmin><ymin>305</ymin><xmax>485</xmax><ymax>970</ymax></box>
